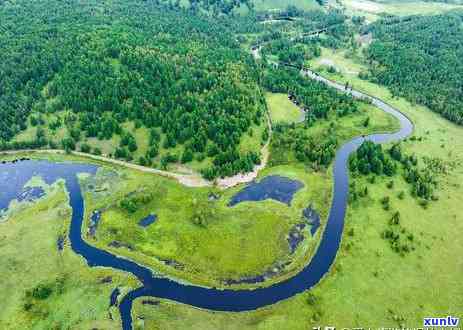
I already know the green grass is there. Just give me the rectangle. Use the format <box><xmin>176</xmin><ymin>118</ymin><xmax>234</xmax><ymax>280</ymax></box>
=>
<box><xmin>269</xmin><ymin>98</ymin><xmax>400</xmax><ymax>166</ymax></box>
<box><xmin>306</xmin><ymin>101</ymin><xmax>399</xmax><ymax>140</ymax></box>
<box><xmin>79</xmin><ymin>161</ymin><xmax>331</xmax><ymax>289</ymax></box>
<box><xmin>238</xmin><ymin>117</ymin><xmax>267</xmax><ymax>154</ymax></box>
<box><xmin>2</xmin><ymin>86</ymin><xmax>399</xmax><ymax>292</ymax></box>
<box><xmin>128</xmin><ymin>45</ymin><xmax>463</xmax><ymax>330</ymax></box>
<box><xmin>310</xmin><ymin>48</ymin><xmax>365</xmax><ymax>75</ymax></box>
<box><xmin>0</xmin><ymin>179</ymin><xmax>138</xmax><ymax>330</ymax></box>
<box><xmin>235</xmin><ymin>0</ymin><xmax>320</xmax><ymax>14</ymax></box>
<box><xmin>337</xmin><ymin>0</ymin><xmax>463</xmax><ymax>22</ymax></box>
<box><xmin>266</xmin><ymin>92</ymin><xmax>305</xmax><ymax>124</ymax></box>
<box><xmin>6</xmin><ymin>49</ymin><xmax>460</xmax><ymax>328</ymax></box>
<box><xmin>252</xmin><ymin>0</ymin><xmax>320</xmax><ymax>11</ymax></box>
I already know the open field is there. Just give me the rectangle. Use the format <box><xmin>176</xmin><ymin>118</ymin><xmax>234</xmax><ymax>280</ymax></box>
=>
<box><xmin>129</xmin><ymin>52</ymin><xmax>463</xmax><ymax>329</ymax></box>
<box><xmin>3</xmin><ymin>39</ymin><xmax>461</xmax><ymax>330</ymax></box>
<box><xmin>309</xmin><ymin>47</ymin><xmax>375</xmax><ymax>85</ymax></box>
<box><xmin>3</xmin><ymin>1</ymin><xmax>462</xmax><ymax>329</ymax></box>
<box><xmin>336</xmin><ymin>0</ymin><xmax>463</xmax><ymax>21</ymax></box>
<box><xmin>0</xmin><ymin>151</ymin><xmax>328</xmax><ymax>290</ymax></box>
<box><xmin>0</xmin><ymin>179</ymin><xmax>137</xmax><ymax>330</ymax></box>
<box><xmin>252</xmin><ymin>0</ymin><xmax>320</xmax><ymax>11</ymax></box>
<box><xmin>311</xmin><ymin>49</ymin><xmax>365</xmax><ymax>75</ymax></box>
<box><xmin>266</xmin><ymin>92</ymin><xmax>305</xmax><ymax>124</ymax></box>
<box><xmin>3</xmin><ymin>51</ymin><xmax>461</xmax><ymax>330</ymax></box>
<box><xmin>80</xmin><ymin>159</ymin><xmax>332</xmax><ymax>289</ymax></box>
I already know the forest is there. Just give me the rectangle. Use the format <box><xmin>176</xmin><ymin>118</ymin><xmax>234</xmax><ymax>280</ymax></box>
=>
<box><xmin>0</xmin><ymin>0</ymin><xmax>266</xmax><ymax>179</ymax></box>
<box><xmin>263</xmin><ymin>66</ymin><xmax>358</xmax><ymax>121</ymax></box>
<box><xmin>350</xmin><ymin>141</ymin><xmax>439</xmax><ymax>201</ymax></box>
<box><xmin>363</xmin><ymin>12</ymin><xmax>463</xmax><ymax>125</ymax></box>
<box><xmin>264</xmin><ymin>66</ymin><xmax>359</xmax><ymax>168</ymax></box>
<box><xmin>258</xmin><ymin>8</ymin><xmax>351</xmax><ymax>64</ymax></box>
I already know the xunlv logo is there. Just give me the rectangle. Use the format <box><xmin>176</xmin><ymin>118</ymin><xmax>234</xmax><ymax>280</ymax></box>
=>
<box><xmin>424</xmin><ymin>316</ymin><xmax>460</xmax><ymax>327</ymax></box>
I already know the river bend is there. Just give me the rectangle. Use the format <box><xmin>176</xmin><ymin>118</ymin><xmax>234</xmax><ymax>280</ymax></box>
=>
<box><xmin>0</xmin><ymin>70</ymin><xmax>413</xmax><ymax>330</ymax></box>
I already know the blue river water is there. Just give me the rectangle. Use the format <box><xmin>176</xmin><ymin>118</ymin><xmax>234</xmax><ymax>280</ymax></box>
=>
<box><xmin>0</xmin><ymin>73</ymin><xmax>413</xmax><ymax>330</ymax></box>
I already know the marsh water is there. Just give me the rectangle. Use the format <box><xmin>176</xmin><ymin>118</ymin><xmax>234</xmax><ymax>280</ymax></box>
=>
<box><xmin>138</xmin><ymin>214</ymin><xmax>157</xmax><ymax>227</ymax></box>
<box><xmin>0</xmin><ymin>73</ymin><xmax>413</xmax><ymax>330</ymax></box>
<box><xmin>228</xmin><ymin>175</ymin><xmax>304</xmax><ymax>207</ymax></box>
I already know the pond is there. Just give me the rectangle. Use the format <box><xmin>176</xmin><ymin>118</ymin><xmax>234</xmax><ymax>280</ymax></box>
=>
<box><xmin>303</xmin><ymin>204</ymin><xmax>321</xmax><ymax>236</ymax></box>
<box><xmin>138</xmin><ymin>214</ymin><xmax>157</xmax><ymax>228</ymax></box>
<box><xmin>228</xmin><ymin>175</ymin><xmax>304</xmax><ymax>207</ymax></box>
<box><xmin>88</xmin><ymin>210</ymin><xmax>102</xmax><ymax>238</ymax></box>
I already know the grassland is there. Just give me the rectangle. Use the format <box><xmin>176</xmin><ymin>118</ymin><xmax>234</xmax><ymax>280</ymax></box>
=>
<box><xmin>128</xmin><ymin>48</ymin><xmax>463</xmax><ymax>329</ymax></box>
<box><xmin>335</xmin><ymin>0</ymin><xmax>463</xmax><ymax>22</ymax></box>
<box><xmin>269</xmin><ymin>98</ymin><xmax>399</xmax><ymax>167</ymax></box>
<box><xmin>251</xmin><ymin>0</ymin><xmax>320</xmax><ymax>11</ymax></box>
<box><xmin>2</xmin><ymin>87</ymin><xmax>399</xmax><ymax>294</ymax></box>
<box><xmin>0</xmin><ymin>178</ymin><xmax>138</xmax><ymax>330</ymax></box>
<box><xmin>235</xmin><ymin>0</ymin><xmax>320</xmax><ymax>15</ymax></box>
<box><xmin>266</xmin><ymin>92</ymin><xmax>305</xmax><ymax>124</ymax></box>
<box><xmin>80</xmin><ymin>159</ymin><xmax>332</xmax><ymax>289</ymax></box>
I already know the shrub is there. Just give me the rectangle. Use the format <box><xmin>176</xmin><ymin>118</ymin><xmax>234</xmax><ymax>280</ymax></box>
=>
<box><xmin>31</xmin><ymin>284</ymin><xmax>53</xmax><ymax>300</ymax></box>
<box><xmin>80</xmin><ymin>143</ymin><xmax>91</xmax><ymax>153</ymax></box>
<box><xmin>390</xmin><ymin>211</ymin><xmax>400</xmax><ymax>225</ymax></box>
<box><xmin>306</xmin><ymin>292</ymin><xmax>318</xmax><ymax>306</ymax></box>
<box><xmin>363</xmin><ymin>117</ymin><xmax>370</xmax><ymax>127</ymax></box>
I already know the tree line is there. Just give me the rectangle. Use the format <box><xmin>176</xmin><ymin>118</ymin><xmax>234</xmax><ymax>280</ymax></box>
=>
<box><xmin>363</xmin><ymin>12</ymin><xmax>463</xmax><ymax>125</ymax></box>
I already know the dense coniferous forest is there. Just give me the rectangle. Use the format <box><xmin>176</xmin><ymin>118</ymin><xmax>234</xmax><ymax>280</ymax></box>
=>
<box><xmin>364</xmin><ymin>12</ymin><xmax>463</xmax><ymax>124</ymax></box>
<box><xmin>263</xmin><ymin>66</ymin><xmax>358</xmax><ymax>121</ymax></box>
<box><xmin>0</xmin><ymin>0</ymin><xmax>266</xmax><ymax>178</ymax></box>
<box><xmin>257</xmin><ymin>8</ymin><xmax>350</xmax><ymax>60</ymax></box>
<box><xmin>349</xmin><ymin>141</ymin><xmax>397</xmax><ymax>176</ymax></box>
<box><xmin>188</xmin><ymin>0</ymin><xmax>253</xmax><ymax>14</ymax></box>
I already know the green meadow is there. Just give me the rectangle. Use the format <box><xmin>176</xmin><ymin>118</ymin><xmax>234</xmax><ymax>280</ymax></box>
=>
<box><xmin>252</xmin><ymin>0</ymin><xmax>320</xmax><ymax>11</ymax></box>
<box><xmin>0</xmin><ymin>178</ymin><xmax>138</xmax><ymax>330</ymax></box>
<box><xmin>2</xmin><ymin>1</ymin><xmax>463</xmax><ymax>329</ymax></box>
<box><xmin>78</xmin><ymin>91</ymin><xmax>397</xmax><ymax>290</ymax></box>
<box><xmin>337</xmin><ymin>0</ymin><xmax>463</xmax><ymax>22</ymax></box>
<box><xmin>266</xmin><ymin>92</ymin><xmax>305</xmax><ymax>124</ymax></box>
<box><xmin>3</xmin><ymin>43</ymin><xmax>461</xmax><ymax>330</ymax></box>
<box><xmin>129</xmin><ymin>48</ymin><xmax>463</xmax><ymax>330</ymax></box>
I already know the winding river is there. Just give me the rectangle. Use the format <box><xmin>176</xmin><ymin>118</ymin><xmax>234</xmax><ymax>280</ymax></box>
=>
<box><xmin>0</xmin><ymin>68</ymin><xmax>413</xmax><ymax>329</ymax></box>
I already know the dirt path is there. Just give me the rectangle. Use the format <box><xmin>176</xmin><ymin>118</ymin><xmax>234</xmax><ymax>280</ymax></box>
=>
<box><xmin>216</xmin><ymin>114</ymin><xmax>272</xmax><ymax>188</ymax></box>
<box><xmin>0</xmin><ymin>149</ymin><xmax>211</xmax><ymax>188</ymax></box>
<box><xmin>1</xmin><ymin>112</ymin><xmax>273</xmax><ymax>190</ymax></box>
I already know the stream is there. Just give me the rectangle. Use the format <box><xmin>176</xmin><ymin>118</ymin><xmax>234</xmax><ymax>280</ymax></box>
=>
<box><xmin>0</xmin><ymin>65</ymin><xmax>413</xmax><ymax>330</ymax></box>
